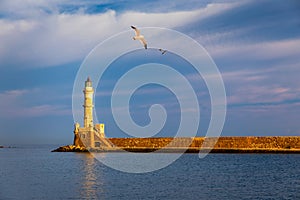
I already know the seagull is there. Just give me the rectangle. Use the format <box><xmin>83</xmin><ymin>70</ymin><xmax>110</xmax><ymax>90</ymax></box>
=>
<box><xmin>159</xmin><ymin>48</ymin><xmax>167</xmax><ymax>55</ymax></box>
<box><xmin>131</xmin><ymin>25</ymin><xmax>147</xmax><ymax>49</ymax></box>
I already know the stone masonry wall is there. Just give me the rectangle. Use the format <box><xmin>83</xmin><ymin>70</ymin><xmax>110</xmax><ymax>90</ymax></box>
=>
<box><xmin>109</xmin><ymin>137</ymin><xmax>300</xmax><ymax>149</ymax></box>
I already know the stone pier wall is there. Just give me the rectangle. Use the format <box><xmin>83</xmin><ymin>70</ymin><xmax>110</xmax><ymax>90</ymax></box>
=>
<box><xmin>109</xmin><ymin>136</ymin><xmax>300</xmax><ymax>150</ymax></box>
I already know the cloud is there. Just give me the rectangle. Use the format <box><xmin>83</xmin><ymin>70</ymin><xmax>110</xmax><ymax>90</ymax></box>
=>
<box><xmin>1</xmin><ymin>89</ymin><xmax>29</xmax><ymax>96</ymax></box>
<box><xmin>185</xmin><ymin>0</ymin><xmax>300</xmax><ymax>43</ymax></box>
<box><xmin>228</xmin><ymin>85</ymin><xmax>299</xmax><ymax>103</ymax></box>
<box><xmin>0</xmin><ymin>1</ymin><xmax>240</xmax><ymax>69</ymax></box>
<box><xmin>0</xmin><ymin>89</ymin><xmax>71</xmax><ymax>118</ymax></box>
<box><xmin>21</xmin><ymin>104</ymin><xmax>71</xmax><ymax>117</ymax></box>
<box><xmin>189</xmin><ymin>65</ymin><xmax>300</xmax><ymax>111</ymax></box>
<box><xmin>225</xmin><ymin>74</ymin><xmax>300</xmax><ymax>112</ymax></box>
<box><xmin>197</xmin><ymin>37</ymin><xmax>300</xmax><ymax>109</ymax></box>
<box><xmin>209</xmin><ymin>38</ymin><xmax>300</xmax><ymax>63</ymax></box>
<box><xmin>0</xmin><ymin>0</ymin><xmax>242</xmax><ymax>18</ymax></box>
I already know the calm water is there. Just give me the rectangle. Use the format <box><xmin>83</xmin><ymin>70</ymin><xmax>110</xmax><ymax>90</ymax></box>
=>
<box><xmin>0</xmin><ymin>145</ymin><xmax>299</xmax><ymax>200</ymax></box>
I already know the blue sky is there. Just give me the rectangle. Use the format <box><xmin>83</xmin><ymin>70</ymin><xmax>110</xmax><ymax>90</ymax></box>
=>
<box><xmin>0</xmin><ymin>0</ymin><xmax>300</xmax><ymax>144</ymax></box>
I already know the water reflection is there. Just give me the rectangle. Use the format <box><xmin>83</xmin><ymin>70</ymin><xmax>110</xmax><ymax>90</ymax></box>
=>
<box><xmin>79</xmin><ymin>153</ymin><xmax>105</xmax><ymax>199</ymax></box>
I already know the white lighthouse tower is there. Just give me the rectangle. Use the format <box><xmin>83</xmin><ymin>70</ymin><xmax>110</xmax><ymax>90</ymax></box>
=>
<box><xmin>73</xmin><ymin>77</ymin><xmax>112</xmax><ymax>149</ymax></box>
<box><xmin>83</xmin><ymin>77</ymin><xmax>94</xmax><ymax>128</ymax></box>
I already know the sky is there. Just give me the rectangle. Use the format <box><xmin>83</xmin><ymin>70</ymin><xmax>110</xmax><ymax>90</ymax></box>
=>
<box><xmin>0</xmin><ymin>0</ymin><xmax>300</xmax><ymax>144</ymax></box>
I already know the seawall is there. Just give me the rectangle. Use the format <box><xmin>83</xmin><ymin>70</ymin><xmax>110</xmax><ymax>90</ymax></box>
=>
<box><xmin>108</xmin><ymin>136</ymin><xmax>300</xmax><ymax>153</ymax></box>
<box><xmin>109</xmin><ymin>136</ymin><xmax>300</xmax><ymax>149</ymax></box>
<box><xmin>53</xmin><ymin>136</ymin><xmax>300</xmax><ymax>153</ymax></box>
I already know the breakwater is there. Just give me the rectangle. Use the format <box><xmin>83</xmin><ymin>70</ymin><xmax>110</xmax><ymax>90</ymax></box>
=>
<box><xmin>109</xmin><ymin>136</ymin><xmax>300</xmax><ymax>153</ymax></box>
<box><xmin>53</xmin><ymin>136</ymin><xmax>300</xmax><ymax>153</ymax></box>
<box><xmin>109</xmin><ymin>136</ymin><xmax>300</xmax><ymax>149</ymax></box>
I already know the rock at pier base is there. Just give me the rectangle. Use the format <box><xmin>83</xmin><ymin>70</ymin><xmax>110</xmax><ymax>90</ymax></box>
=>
<box><xmin>51</xmin><ymin>145</ymin><xmax>88</xmax><ymax>152</ymax></box>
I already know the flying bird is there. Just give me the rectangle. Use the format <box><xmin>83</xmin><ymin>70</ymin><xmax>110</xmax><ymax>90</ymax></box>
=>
<box><xmin>131</xmin><ymin>25</ymin><xmax>147</xmax><ymax>49</ymax></box>
<box><xmin>159</xmin><ymin>48</ymin><xmax>167</xmax><ymax>55</ymax></box>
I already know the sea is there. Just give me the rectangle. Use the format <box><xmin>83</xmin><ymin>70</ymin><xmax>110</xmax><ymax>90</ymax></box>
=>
<box><xmin>0</xmin><ymin>145</ymin><xmax>299</xmax><ymax>200</ymax></box>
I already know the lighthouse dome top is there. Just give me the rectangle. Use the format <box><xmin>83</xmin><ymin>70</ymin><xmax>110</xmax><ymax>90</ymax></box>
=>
<box><xmin>85</xmin><ymin>77</ymin><xmax>92</xmax><ymax>87</ymax></box>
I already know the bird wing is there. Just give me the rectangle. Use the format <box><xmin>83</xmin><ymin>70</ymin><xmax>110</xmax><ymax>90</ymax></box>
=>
<box><xmin>139</xmin><ymin>38</ymin><xmax>147</xmax><ymax>49</ymax></box>
<box><xmin>131</xmin><ymin>25</ymin><xmax>140</xmax><ymax>36</ymax></box>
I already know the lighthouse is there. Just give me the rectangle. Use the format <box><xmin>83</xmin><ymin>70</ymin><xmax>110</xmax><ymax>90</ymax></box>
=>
<box><xmin>73</xmin><ymin>77</ymin><xmax>113</xmax><ymax>149</ymax></box>
<box><xmin>83</xmin><ymin>77</ymin><xmax>94</xmax><ymax>128</ymax></box>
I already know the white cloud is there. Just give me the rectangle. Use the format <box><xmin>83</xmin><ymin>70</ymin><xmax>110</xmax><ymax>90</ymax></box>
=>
<box><xmin>208</xmin><ymin>38</ymin><xmax>300</xmax><ymax>62</ymax></box>
<box><xmin>1</xmin><ymin>89</ymin><xmax>29</xmax><ymax>96</ymax></box>
<box><xmin>0</xmin><ymin>2</ymin><xmax>240</xmax><ymax>69</ymax></box>
<box><xmin>21</xmin><ymin>104</ymin><xmax>71</xmax><ymax>117</ymax></box>
<box><xmin>227</xmin><ymin>81</ymin><xmax>300</xmax><ymax>107</ymax></box>
<box><xmin>0</xmin><ymin>89</ymin><xmax>70</xmax><ymax>118</ymax></box>
<box><xmin>195</xmin><ymin>32</ymin><xmax>300</xmax><ymax>108</ymax></box>
<box><xmin>0</xmin><ymin>0</ymin><xmax>57</xmax><ymax>18</ymax></box>
<box><xmin>198</xmin><ymin>67</ymin><xmax>300</xmax><ymax>108</ymax></box>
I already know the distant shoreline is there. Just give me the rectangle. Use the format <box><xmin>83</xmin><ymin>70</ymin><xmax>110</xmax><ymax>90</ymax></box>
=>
<box><xmin>52</xmin><ymin>136</ymin><xmax>300</xmax><ymax>153</ymax></box>
<box><xmin>0</xmin><ymin>146</ymin><xmax>15</xmax><ymax>148</ymax></box>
